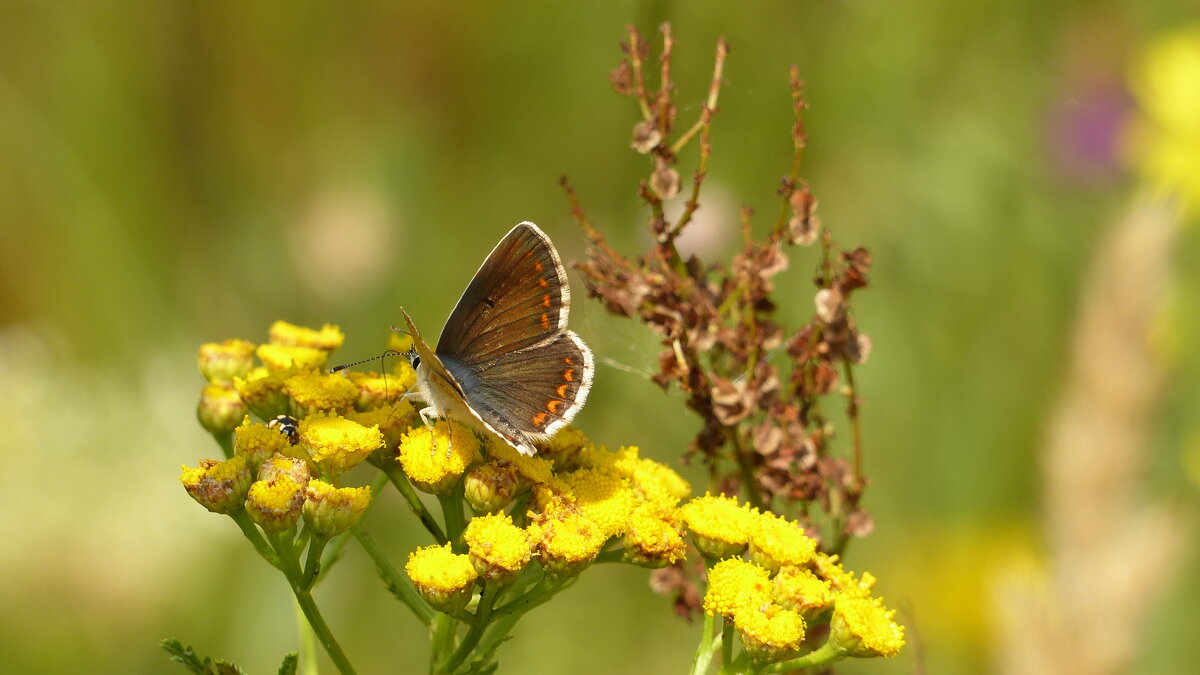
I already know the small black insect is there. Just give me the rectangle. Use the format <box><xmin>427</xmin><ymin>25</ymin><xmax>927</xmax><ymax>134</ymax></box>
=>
<box><xmin>267</xmin><ymin>414</ymin><xmax>300</xmax><ymax>445</ymax></box>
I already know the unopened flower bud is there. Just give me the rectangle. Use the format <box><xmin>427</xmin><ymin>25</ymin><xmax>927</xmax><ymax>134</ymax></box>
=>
<box><xmin>623</xmin><ymin>503</ymin><xmax>687</xmax><ymax>568</ymax></box>
<box><xmin>233</xmin><ymin>370</ymin><xmax>291</xmax><ymax>420</ymax></box>
<box><xmin>197</xmin><ymin>339</ymin><xmax>255</xmax><ymax>383</ymax></box>
<box><xmin>463</xmin><ymin>513</ymin><xmax>533</xmax><ymax>584</ymax></box>
<box><xmin>197</xmin><ymin>383</ymin><xmax>247</xmax><ymax>436</ymax></box>
<box><xmin>245</xmin><ymin>476</ymin><xmax>306</xmax><ymax>533</ymax></box>
<box><xmin>463</xmin><ymin>461</ymin><xmax>521</xmax><ymax>514</ymax></box>
<box><xmin>268</xmin><ymin>320</ymin><xmax>345</xmax><ymax>351</ymax></box>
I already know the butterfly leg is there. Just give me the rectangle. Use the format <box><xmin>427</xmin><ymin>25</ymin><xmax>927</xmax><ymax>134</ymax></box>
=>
<box><xmin>417</xmin><ymin>405</ymin><xmax>455</xmax><ymax>458</ymax></box>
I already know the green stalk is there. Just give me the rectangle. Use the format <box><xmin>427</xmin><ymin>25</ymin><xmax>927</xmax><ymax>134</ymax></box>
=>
<box><xmin>690</xmin><ymin>610</ymin><xmax>720</xmax><ymax>675</ymax></box>
<box><xmin>438</xmin><ymin>482</ymin><xmax>467</xmax><ymax>549</ymax></box>
<box><xmin>351</xmin><ymin>525</ymin><xmax>434</xmax><ymax>626</ymax></box>
<box><xmin>443</xmin><ymin>582</ymin><xmax>501</xmax><ymax>674</ymax></box>
<box><xmin>230</xmin><ymin>510</ymin><xmax>281</xmax><ymax>570</ymax></box>
<box><xmin>760</xmin><ymin>641</ymin><xmax>844</xmax><ymax>672</ymax></box>
<box><xmin>382</xmin><ymin>462</ymin><xmax>448</xmax><ymax>543</ymax></box>
<box><xmin>267</xmin><ymin>531</ymin><xmax>358</xmax><ymax>675</ymax></box>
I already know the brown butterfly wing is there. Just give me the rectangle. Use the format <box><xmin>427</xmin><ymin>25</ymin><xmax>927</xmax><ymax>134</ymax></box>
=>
<box><xmin>441</xmin><ymin>330</ymin><xmax>594</xmax><ymax>446</ymax></box>
<box><xmin>435</xmin><ymin>222</ymin><xmax>569</xmax><ymax>367</ymax></box>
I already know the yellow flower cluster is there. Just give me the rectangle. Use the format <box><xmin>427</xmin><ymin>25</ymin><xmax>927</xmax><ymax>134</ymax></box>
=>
<box><xmin>689</xmin><ymin>494</ymin><xmax>903</xmax><ymax>663</ymax></box>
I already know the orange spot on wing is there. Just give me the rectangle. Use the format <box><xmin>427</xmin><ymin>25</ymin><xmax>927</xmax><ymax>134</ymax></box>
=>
<box><xmin>563</xmin><ymin>356</ymin><xmax>573</xmax><ymax>365</ymax></box>
<box><xmin>540</xmin><ymin>313</ymin><xmax>550</xmax><ymax>329</ymax></box>
<box><xmin>532</xmin><ymin>412</ymin><xmax>548</xmax><ymax>427</ymax></box>
<box><xmin>542</xmin><ymin>294</ymin><xmax>551</xmax><ymax>307</ymax></box>
<box><xmin>556</xmin><ymin>383</ymin><xmax>569</xmax><ymax>398</ymax></box>
<box><xmin>547</xmin><ymin>400</ymin><xmax>562</xmax><ymax>414</ymax></box>
<box><xmin>535</xmin><ymin>262</ymin><xmax>545</xmax><ymax>272</ymax></box>
<box><xmin>538</xmin><ymin>277</ymin><xmax>549</xmax><ymax>288</ymax></box>
<box><xmin>563</xmin><ymin>368</ymin><xmax>575</xmax><ymax>382</ymax></box>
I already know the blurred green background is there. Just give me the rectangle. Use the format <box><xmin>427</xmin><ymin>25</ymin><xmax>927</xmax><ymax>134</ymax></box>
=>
<box><xmin>2</xmin><ymin>1</ymin><xmax>1198</xmax><ymax>673</ymax></box>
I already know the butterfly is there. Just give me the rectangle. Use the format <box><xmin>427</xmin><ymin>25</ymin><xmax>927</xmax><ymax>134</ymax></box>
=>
<box><xmin>401</xmin><ymin>222</ymin><xmax>594</xmax><ymax>456</ymax></box>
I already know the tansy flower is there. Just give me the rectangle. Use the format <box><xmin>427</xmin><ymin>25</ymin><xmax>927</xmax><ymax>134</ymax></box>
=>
<box><xmin>828</xmin><ymin>595</ymin><xmax>905</xmax><ymax>658</ymax></box>
<box><xmin>387</xmin><ymin>330</ymin><xmax>414</xmax><ymax>355</ymax></box>
<box><xmin>703</xmin><ymin>557</ymin><xmax>772</xmax><ymax>619</ymax></box>
<box><xmin>180</xmin><ymin>456</ymin><xmax>252</xmax><ymax>514</ymax></box>
<box><xmin>257</xmin><ymin>343</ymin><xmax>329</xmax><ymax>374</ymax></box>
<box><xmin>303</xmin><ymin>480</ymin><xmax>371</xmax><ymax>537</ymax></box>
<box><xmin>534</xmin><ymin>425</ymin><xmax>590</xmax><ymax>459</ymax></box>
<box><xmin>1126</xmin><ymin>25</ymin><xmax>1200</xmax><ymax>214</ymax></box>
<box><xmin>773</xmin><ymin>565</ymin><xmax>833</xmax><ymax>618</ymax></box>
<box><xmin>245</xmin><ymin>476</ymin><xmax>306</xmax><ymax>533</ymax></box>
<box><xmin>284</xmin><ymin>371</ymin><xmax>358</xmax><ymax>415</ymax></box>
<box><xmin>528</xmin><ymin>511</ymin><xmax>608</xmax><ymax>577</ymax></box>
<box><xmin>733</xmin><ymin>603</ymin><xmax>806</xmax><ymax>664</ymax></box>
<box><xmin>748</xmin><ymin>509</ymin><xmax>817</xmax><ymax>572</ymax></box>
<box><xmin>811</xmin><ymin>552</ymin><xmax>874</xmax><ymax>599</ymax></box>
<box><xmin>346</xmin><ymin>370</ymin><xmax>414</xmax><ymax>411</ymax></box>
<box><xmin>486</xmin><ymin>437</ymin><xmax>558</xmax><ymax>486</ymax></box>
<box><xmin>623</xmin><ymin>502</ymin><xmax>687</xmax><ymax>568</ymax></box>
<box><xmin>197</xmin><ymin>383</ymin><xmax>247</xmax><ymax>436</ymax></box>
<box><xmin>268</xmin><ymin>320</ymin><xmax>345</xmax><ymax>352</ymax></box>
<box><xmin>233</xmin><ymin>368</ymin><xmax>290</xmax><ymax>420</ymax></box>
<box><xmin>558</xmin><ymin>467</ymin><xmax>636</xmax><ymax>537</ymax></box>
<box><xmin>617</xmin><ymin>451</ymin><xmax>691</xmax><ymax>509</ymax></box>
<box><xmin>197</xmin><ymin>339</ymin><xmax>255</xmax><ymax>383</ymax></box>
<box><xmin>462</xmin><ymin>513</ymin><xmax>534</xmax><ymax>583</ymax></box>
<box><xmin>406</xmin><ymin>543</ymin><xmax>479</xmax><ymax>613</ymax></box>
<box><xmin>679</xmin><ymin>493</ymin><xmax>756</xmax><ymax>559</ymax></box>
<box><xmin>345</xmin><ymin>401</ymin><xmax>416</xmax><ymax>459</ymax></box>
<box><xmin>463</xmin><ymin>461</ymin><xmax>522</xmax><ymax>514</ymax></box>
<box><xmin>298</xmin><ymin>414</ymin><xmax>383</xmax><ymax>476</ymax></box>
<box><xmin>257</xmin><ymin>453</ymin><xmax>311</xmax><ymax>486</ymax></box>
<box><xmin>234</xmin><ymin>417</ymin><xmax>295</xmax><ymax>471</ymax></box>
<box><xmin>398</xmin><ymin>421</ymin><xmax>479</xmax><ymax>494</ymax></box>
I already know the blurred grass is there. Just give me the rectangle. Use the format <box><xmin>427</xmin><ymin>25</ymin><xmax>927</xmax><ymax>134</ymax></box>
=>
<box><xmin>1</xmin><ymin>1</ymin><xmax>1198</xmax><ymax>673</ymax></box>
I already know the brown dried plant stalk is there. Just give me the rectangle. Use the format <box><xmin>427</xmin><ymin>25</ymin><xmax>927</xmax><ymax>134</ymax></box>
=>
<box><xmin>562</xmin><ymin>24</ymin><xmax>874</xmax><ymax>553</ymax></box>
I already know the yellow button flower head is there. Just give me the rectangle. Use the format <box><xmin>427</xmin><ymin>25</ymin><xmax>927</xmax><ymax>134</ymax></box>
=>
<box><xmin>268</xmin><ymin>320</ymin><xmax>345</xmax><ymax>352</ymax></box>
<box><xmin>535</xmin><ymin>425</ymin><xmax>590</xmax><ymax>459</ymax></box>
<box><xmin>559</xmin><ymin>467</ymin><xmax>636</xmax><ymax>537</ymax></box>
<box><xmin>345</xmin><ymin>401</ymin><xmax>416</xmax><ymax>460</ymax></box>
<box><xmin>180</xmin><ymin>456</ymin><xmax>252</xmax><ymax>514</ymax></box>
<box><xmin>811</xmin><ymin>552</ymin><xmax>874</xmax><ymax>599</ymax></box>
<box><xmin>703</xmin><ymin>557</ymin><xmax>772</xmax><ymax>619</ymax></box>
<box><xmin>620</xmin><ymin>452</ymin><xmax>691</xmax><ymax>509</ymax></box>
<box><xmin>257</xmin><ymin>453</ymin><xmax>311</xmax><ymax>485</ymax></box>
<box><xmin>462</xmin><ymin>513</ymin><xmax>534</xmax><ymax>583</ymax></box>
<box><xmin>398</xmin><ymin>421</ymin><xmax>479</xmax><ymax>495</ymax></box>
<box><xmin>829</xmin><ymin>595</ymin><xmax>905</xmax><ymax>658</ymax></box>
<box><xmin>486</xmin><ymin>437</ymin><xmax>557</xmax><ymax>485</ymax></box>
<box><xmin>298</xmin><ymin>414</ymin><xmax>383</xmax><ymax>476</ymax></box>
<box><xmin>233</xmin><ymin>368</ymin><xmax>290</xmax><ymax>420</ymax></box>
<box><xmin>773</xmin><ymin>565</ymin><xmax>833</xmax><ymax>618</ymax></box>
<box><xmin>623</xmin><ymin>502</ymin><xmax>687</xmax><ymax>568</ymax></box>
<box><xmin>233</xmin><ymin>417</ymin><xmax>294</xmax><ymax>472</ymax></box>
<box><xmin>197</xmin><ymin>339</ymin><xmax>255</xmax><ymax>383</ymax></box>
<box><xmin>680</xmin><ymin>493</ymin><xmax>756</xmax><ymax>559</ymax></box>
<box><xmin>463</xmin><ymin>460</ymin><xmax>522</xmax><ymax>514</ymax></box>
<box><xmin>303</xmin><ymin>480</ymin><xmax>371</xmax><ymax>537</ymax></box>
<box><xmin>528</xmin><ymin>511</ymin><xmax>608</xmax><ymax>577</ymax></box>
<box><xmin>284</xmin><ymin>371</ymin><xmax>358</xmax><ymax>415</ymax></box>
<box><xmin>346</xmin><ymin>370</ymin><xmax>415</xmax><ymax>411</ymax></box>
<box><xmin>733</xmin><ymin>602</ymin><xmax>806</xmax><ymax>664</ymax></box>
<box><xmin>257</xmin><ymin>344</ymin><xmax>330</xmax><ymax>374</ymax></box>
<box><xmin>197</xmin><ymin>383</ymin><xmax>247</xmax><ymax>435</ymax></box>
<box><xmin>245</xmin><ymin>475</ymin><xmax>306</xmax><ymax>533</ymax></box>
<box><xmin>406</xmin><ymin>543</ymin><xmax>479</xmax><ymax>613</ymax></box>
<box><xmin>748</xmin><ymin>509</ymin><xmax>817</xmax><ymax>572</ymax></box>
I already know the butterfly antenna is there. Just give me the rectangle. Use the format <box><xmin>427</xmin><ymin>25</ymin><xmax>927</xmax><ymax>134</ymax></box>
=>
<box><xmin>329</xmin><ymin>349</ymin><xmax>402</xmax><ymax>374</ymax></box>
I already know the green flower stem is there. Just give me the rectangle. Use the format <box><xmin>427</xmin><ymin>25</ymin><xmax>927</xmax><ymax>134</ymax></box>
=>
<box><xmin>294</xmin><ymin>596</ymin><xmax>319</xmax><ymax>675</ymax></box>
<box><xmin>351</xmin><ymin>524</ymin><xmax>434</xmax><ymax>626</ymax></box>
<box><xmin>438</xmin><ymin>482</ymin><xmax>467</xmax><ymax>548</ymax></box>
<box><xmin>760</xmin><ymin>641</ymin><xmax>844</xmax><ymax>672</ymax></box>
<box><xmin>430</xmin><ymin>612</ymin><xmax>458</xmax><ymax>674</ymax></box>
<box><xmin>230</xmin><ymin>510</ymin><xmax>281</xmax><ymax>570</ymax></box>
<box><xmin>468</xmin><ymin>576</ymin><xmax>572</xmax><ymax>671</ymax></box>
<box><xmin>690</xmin><ymin>611</ymin><xmax>720</xmax><ymax>675</ymax></box>
<box><xmin>719</xmin><ymin>619</ymin><xmax>734</xmax><ymax>674</ymax></box>
<box><xmin>213</xmin><ymin>430</ymin><xmax>234</xmax><ymax>459</ymax></box>
<box><xmin>266</xmin><ymin>531</ymin><xmax>358</xmax><ymax>675</ymax></box>
<box><xmin>319</xmin><ymin>472</ymin><xmax>391</xmax><ymax>578</ymax></box>
<box><xmin>300</xmin><ymin>535</ymin><xmax>329</xmax><ymax>591</ymax></box>
<box><xmin>382</xmin><ymin>462</ymin><xmax>448</xmax><ymax>543</ymax></box>
<box><xmin>443</xmin><ymin>582</ymin><xmax>501</xmax><ymax>674</ymax></box>
<box><xmin>593</xmin><ymin>548</ymin><xmax>626</xmax><ymax>564</ymax></box>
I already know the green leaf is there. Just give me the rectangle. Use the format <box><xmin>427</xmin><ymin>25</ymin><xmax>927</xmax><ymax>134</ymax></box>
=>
<box><xmin>275</xmin><ymin>652</ymin><xmax>299</xmax><ymax>675</ymax></box>
<box><xmin>160</xmin><ymin>638</ymin><xmax>246</xmax><ymax>675</ymax></box>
